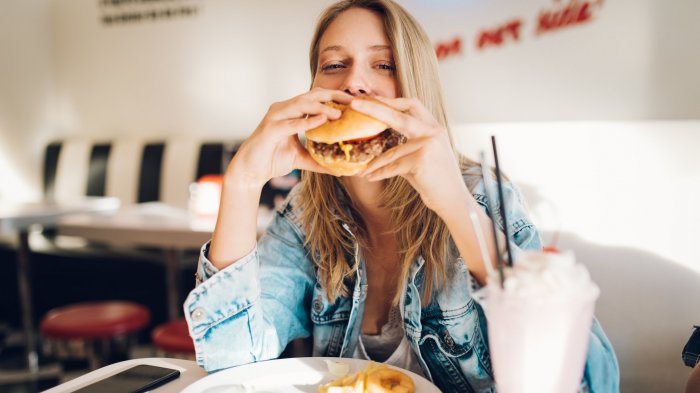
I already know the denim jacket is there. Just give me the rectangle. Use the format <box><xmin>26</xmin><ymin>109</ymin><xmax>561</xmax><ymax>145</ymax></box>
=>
<box><xmin>184</xmin><ymin>172</ymin><xmax>620</xmax><ymax>393</ymax></box>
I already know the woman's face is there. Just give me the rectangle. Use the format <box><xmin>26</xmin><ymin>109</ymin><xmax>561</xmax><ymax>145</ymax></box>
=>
<box><xmin>312</xmin><ymin>8</ymin><xmax>398</xmax><ymax>98</ymax></box>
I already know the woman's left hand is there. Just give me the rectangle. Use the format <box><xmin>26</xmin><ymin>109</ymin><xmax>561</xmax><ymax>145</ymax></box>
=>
<box><xmin>350</xmin><ymin>97</ymin><xmax>468</xmax><ymax>216</ymax></box>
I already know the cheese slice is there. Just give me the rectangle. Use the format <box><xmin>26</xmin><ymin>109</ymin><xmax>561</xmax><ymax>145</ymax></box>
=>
<box><xmin>338</xmin><ymin>141</ymin><xmax>353</xmax><ymax>161</ymax></box>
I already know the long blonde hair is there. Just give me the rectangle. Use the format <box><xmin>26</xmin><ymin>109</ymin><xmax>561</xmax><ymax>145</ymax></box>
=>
<box><xmin>300</xmin><ymin>0</ymin><xmax>476</xmax><ymax>305</ymax></box>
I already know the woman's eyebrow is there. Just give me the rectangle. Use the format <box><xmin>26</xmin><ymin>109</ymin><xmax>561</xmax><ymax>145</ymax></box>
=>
<box><xmin>320</xmin><ymin>45</ymin><xmax>391</xmax><ymax>54</ymax></box>
<box><xmin>320</xmin><ymin>45</ymin><xmax>344</xmax><ymax>54</ymax></box>
<box><xmin>368</xmin><ymin>45</ymin><xmax>391</xmax><ymax>52</ymax></box>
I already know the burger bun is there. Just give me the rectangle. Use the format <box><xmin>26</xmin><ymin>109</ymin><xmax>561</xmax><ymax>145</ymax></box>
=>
<box><xmin>305</xmin><ymin>97</ymin><xmax>390</xmax><ymax>144</ymax></box>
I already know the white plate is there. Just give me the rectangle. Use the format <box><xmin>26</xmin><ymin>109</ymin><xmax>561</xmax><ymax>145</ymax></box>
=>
<box><xmin>182</xmin><ymin>357</ymin><xmax>440</xmax><ymax>393</ymax></box>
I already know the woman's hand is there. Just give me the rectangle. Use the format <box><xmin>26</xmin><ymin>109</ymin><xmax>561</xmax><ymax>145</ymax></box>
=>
<box><xmin>351</xmin><ymin>97</ymin><xmax>468</xmax><ymax>216</ymax></box>
<box><xmin>226</xmin><ymin>88</ymin><xmax>352</xmax><ymax>190</ymax></box>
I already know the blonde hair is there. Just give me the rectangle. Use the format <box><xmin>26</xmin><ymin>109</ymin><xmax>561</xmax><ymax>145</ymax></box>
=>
<box><xmin>300</xmin><ymin>0</ymin><xmax>477</xmax><ymax>305</ymax></box>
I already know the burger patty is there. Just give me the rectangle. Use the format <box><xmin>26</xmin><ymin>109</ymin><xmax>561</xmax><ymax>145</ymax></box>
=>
<box><xmin>310</xmin><ymin>129</ymin><xmax>407</xmax><ymax>162</ymax></box>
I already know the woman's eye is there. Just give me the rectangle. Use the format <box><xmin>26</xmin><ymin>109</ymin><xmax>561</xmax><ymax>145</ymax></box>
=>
<box><xmin>377</xmin><ymin>63</ymin><xmax>396</xmax><ymax>72</ymax></box>
<box><xmin>321</xmin><ymin>63</ymin><xmax>345</xmax><ymax>72</ymax></box>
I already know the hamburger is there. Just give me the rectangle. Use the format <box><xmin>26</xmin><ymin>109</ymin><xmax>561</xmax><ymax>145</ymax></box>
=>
<box><xmin>305</xmin><ymin>96</ymin><xmax>407</xmax><ymax>176</ymax></box>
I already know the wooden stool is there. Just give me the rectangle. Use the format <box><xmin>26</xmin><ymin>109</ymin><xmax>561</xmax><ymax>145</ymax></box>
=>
<box><xmin>151</xmin><ymin>318</ymin><xmax>195</xmax><ymax>359</ymax></box>
<box><xmin>40</xmin><ymin>301</ymin><xmax>150</xmax><ymax>369</ymax></box>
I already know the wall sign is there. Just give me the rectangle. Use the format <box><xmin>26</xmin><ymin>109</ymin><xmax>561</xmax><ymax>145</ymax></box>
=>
<box><xmin>99</xmin><ymin>0</ymin><xmax>201</xmax><ymax>26</ymax></box>
<box><xmin>435</xmin><ymin>0</ymin><xmax>604</xmax><ymax>61</ymax></box>
<box><xmin>435</xmin><ymin>37</ymin><xmax>463</xmax><ymax>61</ymax></box>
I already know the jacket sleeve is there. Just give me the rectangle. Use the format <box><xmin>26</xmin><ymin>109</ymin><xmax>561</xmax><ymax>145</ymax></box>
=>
<box><xmin>183</xmin><ymin>210</ymin><xmax>315</xmax><ymax>372</ymax></box>
<box><xmin>583</xmin><ymin>318</ymin><xmax>621</xmax><ymax>392</ymax></box>
<box><xmin>468</xmin><ymin>175</ymin><xmax>543</xmax><ymax>255</ymax></box>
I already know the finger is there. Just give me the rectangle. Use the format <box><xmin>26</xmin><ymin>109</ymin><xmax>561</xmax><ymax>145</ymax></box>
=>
<box><xmin>295</xmin><ymin>154</ymin><xmax>331</xmax><ymax>174</ymax></box>
<box><xmin>371</xmin><ymin>96</ymin><xmax>435</xmax><ymax>124</ymax></box>
<box><xmin>307</xmin><ymin>87</ymin><xmax>353</xmax><ymax>105</ymax></box>
<box><xmin>282</xmin><ymin>114</ymin><xmax>328</xmax><ymax>135</ymax></box>
<box><xmin>363</xmin><ymin>153</ymin><xmax>420</xmax><ymax>182</ymax></box>
<box><xmin>350</xmin><ymin>98</ymin><xmax>434</xmax><ymax>139</ymax></box>
<box><xmin>271</xmin><ymin>99</ymin><xmax>341</xmax><ymax>122</ymax></box>
<box><xmin>360</xmin><ymin>138</ymin><xmax>425</xmax><ymax>174</ymax></box>
<box><xmin>278</xmin><ymin>88</ymin><xmax>353</xmax><ymax>120</ymax></box>
<box><xmin>291</xmin><ymin>138</ymin><xmax>332</xmax><ymax>174</ymax></box>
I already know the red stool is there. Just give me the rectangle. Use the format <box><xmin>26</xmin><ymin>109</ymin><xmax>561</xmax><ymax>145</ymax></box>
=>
<box><xmin>151</xmin><ymin>318</ymin><xmax>195</xmax><ymax>359</ymax></box>
<box><xmin>40</xmin><ymin>301</ymin><xmax>150</xmax><ymax>369</ymax></box>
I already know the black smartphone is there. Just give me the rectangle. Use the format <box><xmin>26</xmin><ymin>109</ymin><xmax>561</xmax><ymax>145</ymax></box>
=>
<box><xmin>71</xmin><ymin>364</ymin><xmax>181</xmax><ymax>393</ymax></box>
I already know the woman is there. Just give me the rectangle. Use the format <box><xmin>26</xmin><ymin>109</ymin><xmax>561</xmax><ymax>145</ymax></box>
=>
<box><xmin>184</xmin><ymin>0</ymin><xmax>619</xmax><ymax>391</ymax></box>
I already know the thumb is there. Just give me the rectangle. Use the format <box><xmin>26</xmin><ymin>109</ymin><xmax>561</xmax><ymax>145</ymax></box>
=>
<box><xmin>292</xmin><ymin>137</ymin><xmax>332</xmax><ymax>174</ymax></box>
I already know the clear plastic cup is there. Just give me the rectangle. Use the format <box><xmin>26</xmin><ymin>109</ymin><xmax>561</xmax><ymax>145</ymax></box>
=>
<box><xmin>475</xmin><ymin>254</ymin><xmax>599</xmax><ymax>393</ymax></box>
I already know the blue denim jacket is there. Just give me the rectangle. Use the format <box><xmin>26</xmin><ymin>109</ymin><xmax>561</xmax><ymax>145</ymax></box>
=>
<box><xmin>184</xmin><ymin>172</ymin><xmax>620</xmax><ymax>392</ymax></box>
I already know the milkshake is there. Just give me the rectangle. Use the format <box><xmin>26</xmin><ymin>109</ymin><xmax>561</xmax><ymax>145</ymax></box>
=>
<box><xmin>477</xmin><ymin>250</ymin><xmax>599</xmax><ymax>393</ymax></box>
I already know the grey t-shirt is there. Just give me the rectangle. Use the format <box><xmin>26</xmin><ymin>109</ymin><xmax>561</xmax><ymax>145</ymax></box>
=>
<box><xmin>353</xmin><ymin>305</ymin><xmax>426</xmax><ymax>378</ymax></box>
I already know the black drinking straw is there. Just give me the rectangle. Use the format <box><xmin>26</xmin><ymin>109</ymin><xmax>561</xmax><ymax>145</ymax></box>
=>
<box><xmin>492</xmin><ymin>136</ymin><xmax>514</xmax><ymax>268</ymax></box>
<box><xmin>479</xmin><ymin>152</ymin><xmax>506</xmax><ymax>287</ymax></box>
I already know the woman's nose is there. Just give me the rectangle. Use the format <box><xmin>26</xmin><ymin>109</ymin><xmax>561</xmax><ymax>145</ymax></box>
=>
<box><xmin>341</xmin><ymin>67</ymin><xmax>370</xmax><ymax>96</ymax></box>
<box><xmin>344</xmin><ymin>86</ymin><xmax>368</xmax><ymax>96</ymax></box>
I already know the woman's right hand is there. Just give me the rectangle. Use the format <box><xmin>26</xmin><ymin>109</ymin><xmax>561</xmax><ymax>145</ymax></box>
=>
<box><xmin>226</xmin><ymin>88</ymin><xmax>352</xmax><ymax>190</ymax></box>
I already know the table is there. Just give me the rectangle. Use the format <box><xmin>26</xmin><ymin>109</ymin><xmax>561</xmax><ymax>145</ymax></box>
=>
<box><xmin>42</xmin><ymin>358</ymin><xmax>207</xmax><ymax>393</ymax></box>
<box><xmin>0</xmin><ymin>197</ymin><xmax>120</xmax><ymax>373</ymax></box>
<box><xmin>57</xmin><ymin>203</ymin><xmax>216</xmax><ymax>321</ymax></box>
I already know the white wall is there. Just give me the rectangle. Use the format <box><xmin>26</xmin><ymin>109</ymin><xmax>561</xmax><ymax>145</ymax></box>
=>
<box><xmin>47</xmin><ymin>0</ymin><xmax>700</xmax><ymax>135</ymax></box>
<box><xmin>50</xmin><ymin>0</ymin><xmax>335</xmax><ymax>139</ymax></box>
<box><xmin>403</xmin><ymin>0</ymin><xmax>700</xmax><ymax>123</ymax></box>
<box><xmin>0</xmin><ymin>0</ymin><xmax>54</xmax><ymax>202</ymax></box>
<box><xmin>454</xmin><ymin>121</ymin><xmax>700</xmax><ymax>275</ymax></box>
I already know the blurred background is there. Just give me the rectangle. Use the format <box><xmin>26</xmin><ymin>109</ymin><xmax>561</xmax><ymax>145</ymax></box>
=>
<box><xmin>1</xmin><ymin>0</ymin><xmax>699</xmax><ymax>392</ymax></box>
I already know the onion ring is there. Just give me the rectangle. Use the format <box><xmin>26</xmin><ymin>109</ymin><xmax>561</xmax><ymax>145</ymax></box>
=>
<box><xmin>365</xmin><ymin>367</ymin><xmax>415</xmax><ymax>393</ymax></box>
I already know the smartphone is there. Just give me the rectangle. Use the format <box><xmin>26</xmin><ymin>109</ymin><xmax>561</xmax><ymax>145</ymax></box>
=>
<box><xmin>71</xmin><ymin>364</ymin><xmax>181</xmax><ymax>393</ymax></box>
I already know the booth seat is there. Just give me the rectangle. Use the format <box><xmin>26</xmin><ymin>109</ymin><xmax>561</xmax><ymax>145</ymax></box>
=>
<box><xmin>44</xmin><ymin>137</ymin><xmax>237</xmax><ymax>208</ymax></box>
<box><xmin>550</xmin><ymin>231</ymin><xmax>700</xmax><ymax>393</ymax></box>
<box><xmin>35</xmin><ymin>136</ymin><xmax>236</xmax><ymax>262</ymax></box>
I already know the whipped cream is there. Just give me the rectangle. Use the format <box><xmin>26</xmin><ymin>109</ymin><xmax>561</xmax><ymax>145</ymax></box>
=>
<box><xmin>490</xmin><ymin>250</ymin><xmax>599</xmax><ymax>298</ymax></box>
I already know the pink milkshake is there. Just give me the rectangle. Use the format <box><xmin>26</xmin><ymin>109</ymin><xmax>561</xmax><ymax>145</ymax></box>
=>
<box><xmin>477</xmin><ymin>250</ymin><xmax>599</xmax><ymax>393</ymax></box>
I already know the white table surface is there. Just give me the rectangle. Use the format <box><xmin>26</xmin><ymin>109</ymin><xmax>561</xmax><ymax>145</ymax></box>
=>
<box><xmin>42</xmin><ymin>358</ymin><xmax>207</xmax><ymax>393</ymax></box>
<box><xmin>0</xmin><ymin>197</ymin><xmax>120</xmax><ymax>234</ymax></box>
<box><xmin>56</xmin><ymin>202</ymin><xmax>214</xmax><ymax>249</ymax></box>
